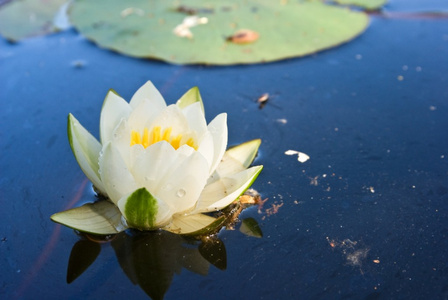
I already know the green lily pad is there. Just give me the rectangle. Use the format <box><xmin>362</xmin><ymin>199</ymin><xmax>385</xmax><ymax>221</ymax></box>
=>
<box><xmin>68</xmin><ymin>0</ymin><xmax>369</xmax><ymax>65</ymax></box>
<box><xmin>0</xmin><ymin>0</ymin><xmax>67</xmax><ymax>41</ymax></box>
<box><xmin>333</xmin><ymin>0</ymin><xmax>387</xmax><ymax>10</ymax></box>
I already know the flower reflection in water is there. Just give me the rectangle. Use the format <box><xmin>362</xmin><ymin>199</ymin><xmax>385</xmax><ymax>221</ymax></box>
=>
<box><xmin>66</xmin><ymin>199</ymin><xmax>263</xmax><ymax>300</ymax></box>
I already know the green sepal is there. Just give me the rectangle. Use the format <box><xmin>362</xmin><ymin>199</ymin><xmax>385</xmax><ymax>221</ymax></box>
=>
<box><xmin>176</xmin><ymin>86</ymin><xmax>205</xmax><ymax>114</ymax></box>
<box><xmin>226</xmin><ymin>165</ymin><xmax>264</xmax><ymax>207</ymax></box>
<box><xmin>196</xmin><ymin>165</ymin><xmax>263</xmax><ymax>213</ymax></box>
<box><xmin>50</xmin><ymin>200</ymin><xmax>127</xmax><ymax>235</ymax></box>
<box><xmin>118</xmin><ymin>188</ymin><xmax>158</xmax><ymax>230</ymax></box>
<box><xmin>67</xmin><ymin>113</ymin><xmax>106</xmax><ymax>195</ymax></box>
<box><xmin>226</xmin><ymin>139</ymin><xmax>262</xmax><ymax>168</ymax></box>
<box><xmin>101</xmin><ymin>88</ymin><xmax>121</xmax><ymax>109</ymax></box>
<box><xmin>163</xmin><ymin>214</ymin><xmax>227</xmax><ymax>236</ymax></box>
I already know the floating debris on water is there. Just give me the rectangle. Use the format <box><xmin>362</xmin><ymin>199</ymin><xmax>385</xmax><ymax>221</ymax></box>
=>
<box><xmin>285</xmin><ymin>150</ymin><xmax>310</xmax><ymax>163</ymax></box>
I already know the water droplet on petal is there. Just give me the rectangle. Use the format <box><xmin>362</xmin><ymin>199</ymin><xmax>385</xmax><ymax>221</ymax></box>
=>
<box><xmin>176</xmin><ymin>188</ymin><xmax>186</xmax><ymax>198</ymax></box>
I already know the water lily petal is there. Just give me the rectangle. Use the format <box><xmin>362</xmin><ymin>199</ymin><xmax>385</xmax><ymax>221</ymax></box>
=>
<box><xmin>176</xmin><ymin>86</ymin><xmax>204</xmax><ymax>114</ymax></box>
<box><xmin>129</xmin><ymin>80</ymin><xmax>167</xmax><ymax>111</ymax></box>
<box><xmin>131</xmin><ymin>141</ymin><xmax>178</xmax><ymax>192</ymax></box>
<box><xmin>176</xmin><ymin>144</ymin><xmax>196</xmax><ymax>157</ymax></box>
<box><xmin>117</xmin><ymin>187</ymin><xmax>172</xmax><ymax>230</ymax></box>
<box><xmin>208</xmin><ymin>139</ymin><xmax>261</xmax><ymax>184</ymax></box>
<box><xmin>148</xmin><ymin>105</ymin><xmax>189</xmax><ymax>135</ymax></box>
<box><xmin>100</xmin><ymin>90</ymin><xmax>132</xmax><ymax>144</ymax></box>
<box><xmin>131</xmin><ymin>142</ymin><xmax>206</xmax><ymax>214</ymax></box>
<box><xmin>50</xmin><ymin>200</ymin><xmax>127</xmax><ymax>235</ymax></box>
<box><xmin>163</xmin><ymin>213</ymin><xmax>226</xmax><ymax>235</ymax></box>
<box><xmin>193</xmin><ymin>165</ymin><xmax>263</xmax><ymax>213</ymax></box>
<box><xmin>128</xmin><ymin>97</ymin><xmax>164</xmax><ymax>131</ymax></box>
<box><xmin>182</xmin><ymin>102</ymin><xmax>207</xmax><ymax>136</ymax></box>
<box><xmin>155</xmin><ymin>151</ymin><xmax>210</xmax><ymax>214</ymax></box>
<box><xmin>99</xmin><ymin>142</ymin><xmax>138</xmax><ymax>204</ymax></box>
<box><xmin>108</xmin><ymin>118</ymin><xmax>133</xmax><ymax>166</ymax></box>
<box><xmin>197</xmin><ymin>131</ymin><xmax>215</xmax><ymax>173</ymax></box>
<box><xmin>206</xmin><ymin>113</ymin><xmax>228</xmax><ymax>174</ymax></box>
<box><xmin>68</xmin><ymin>114</ymin><xmax>106</xmax><ymax>195</ymax></box>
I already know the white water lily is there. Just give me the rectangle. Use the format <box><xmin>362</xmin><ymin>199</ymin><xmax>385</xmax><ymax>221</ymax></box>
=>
<box><xmin>52</xmin><ymin>81</ymin><xmax>263</xmax><ymax>235</ymax></box>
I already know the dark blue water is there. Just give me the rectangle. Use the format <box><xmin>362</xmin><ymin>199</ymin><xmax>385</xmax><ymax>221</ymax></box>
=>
<box><xmin>1</xmin><ymin>1</ymin><xmax>448</xmax><ymax>299</ymax></box>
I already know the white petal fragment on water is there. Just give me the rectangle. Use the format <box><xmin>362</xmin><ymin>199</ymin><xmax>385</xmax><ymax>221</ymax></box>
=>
<box><xmin>285</xmin><ymin>150</ymin><xmax>310</xmax><ymax>163</ymax></box>
<box><xmin>173</xmin><ymin>16</ymin><xmax>208</xmax><ymax>39</ymax></box>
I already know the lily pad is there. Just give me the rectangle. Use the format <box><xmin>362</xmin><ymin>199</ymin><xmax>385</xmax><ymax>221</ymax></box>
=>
<box><xmin>68</xmin><ymin>0</ymin><xmax>369</xmax><ymax>65</ymax></box>
<box><xmin>333</xmin><ymin>0</ymin><xmax>387</xmax><ymax>10</ymax></box>
<box><xmin>0</xmin><ymin>0</ymin><xmax>67</xmax><ymax>41</ymax></box>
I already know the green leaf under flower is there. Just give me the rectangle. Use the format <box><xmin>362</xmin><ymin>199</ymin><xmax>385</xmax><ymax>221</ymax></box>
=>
<box><xmin>51</xmin><ymin>200</ymin><xmax>128</xmax><ymax>235</ymax></box>
<box><xmin>163</xmin><ymin>214</ymin><xmax>227</xmax><ymax>236</ymax></box>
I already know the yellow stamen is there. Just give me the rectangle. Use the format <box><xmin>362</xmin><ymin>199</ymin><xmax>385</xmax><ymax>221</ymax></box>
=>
<box><xmin>186</xmin><ymin>137</ymin><xmax>196</xmax><ymax>149</ymax></box>
<box><xmin>142</xmin><ymin>127</ymin><xmax>149</xmax><ymax>148</ymax></box>
<box><xmin>162</xmin><ymin>127</ymin><xmax>172</xmax><ymax>142</ymax></box>
<box><xmin>130</xmin><ymin>126</ymin><xmax>198</xmax><ymax>150</ymax></box>
<box><xmin>130</xmin><ymin>130</ymin><xmax>141</xmax><ymax>146</ymax></box>
<box><xmin>171</xmin><ymin>134</ymin><xmax>182</xmax><ymax>149</ymax></box>
<box><xmin>151</xmin><ymin>126</ymin><xmax>161</xmax><ymax>145</ymax></box>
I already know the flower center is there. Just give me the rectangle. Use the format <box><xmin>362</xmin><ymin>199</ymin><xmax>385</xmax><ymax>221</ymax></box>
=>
<box><xmin>130</xmin><ymin>126</ymin><xmax>197</xmax><ymax>150</ymax></box>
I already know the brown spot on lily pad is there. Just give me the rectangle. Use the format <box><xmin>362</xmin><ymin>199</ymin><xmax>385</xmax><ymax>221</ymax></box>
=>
<box><xmin>226</xmin><ymin>29</ymin><xmax>259</xmax><ymax>44</ymax></box>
